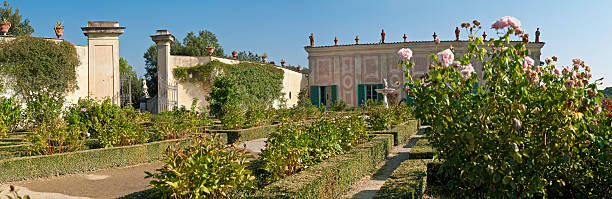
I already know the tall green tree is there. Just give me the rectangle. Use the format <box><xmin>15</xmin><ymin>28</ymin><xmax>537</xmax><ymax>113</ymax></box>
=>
<box><xmin>119</xmin><ymin>57</ymin><xmax>143</xmax><ymax>108</ymax></box>
<box><xmin>0</xmin><ymin>0</ymin><xmax>34</xmax><ymax>36</ymax></box>
<box><xmin>236</xmin><ymin>51</ymin><xmax>261</xmax><ymax>62</ymax></box>
<box><xmin>143</xmin><ymin>30</ymin><xmax>223</xmax><ymax>98</ymax></box>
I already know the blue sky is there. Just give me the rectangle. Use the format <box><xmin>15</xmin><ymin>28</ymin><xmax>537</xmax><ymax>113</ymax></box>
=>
<box><xmin>9</xmin><ymin>0</ymin><xmax>612</xmax><ymax>88</ymax></box>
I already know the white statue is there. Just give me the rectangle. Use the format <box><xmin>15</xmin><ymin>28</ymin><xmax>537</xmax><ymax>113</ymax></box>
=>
<box><xmin>383</xmin><ymin>78</ymin><xmax>389</xmax><ymax>89</ymax></box>
<box><xmin>142</xmin><ymin>78</ymin><xmax>150</xmax><ymax>98</ymax></box>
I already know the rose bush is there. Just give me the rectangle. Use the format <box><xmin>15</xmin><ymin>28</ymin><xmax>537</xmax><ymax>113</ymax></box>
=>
<box><xmin>406</xmin><ymin>18</ymin><xmax>610</xmax><ymax>198</ymax></box>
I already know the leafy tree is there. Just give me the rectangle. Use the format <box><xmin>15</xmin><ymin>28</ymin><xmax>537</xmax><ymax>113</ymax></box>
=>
<box><xmin>119</xmin><ymin>57</ymin><xmax>143</xmax><ymax>108</ymax></box>
<box><xmin>143</xmin><ymin>30</ymin><xmax>223</xmax><ymax>98</ymax></box>
<box><xmin>601</xmin><ymin>86</ymin><xmax>612</xmax><ymax>97</ymax></box>
<box><xmin>0</xmin><ymin>0</ymin><xmax>34</xmax><ymax>36</ymax></box>
<box><xmin>236</xmin><ymin>51</ymin><xmax>261</xmax><ymax>62</ymax></box>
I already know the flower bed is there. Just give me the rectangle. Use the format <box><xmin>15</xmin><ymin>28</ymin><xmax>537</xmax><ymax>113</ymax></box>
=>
<box><xmin>250</xmin><ymin>134</ymin><xmax>394</xmax><ymax>198</ymax></box>
<box><xmin>0</xmin><ymin>138</ymin><xmax>192</xmax><ymax>182</ymax></box>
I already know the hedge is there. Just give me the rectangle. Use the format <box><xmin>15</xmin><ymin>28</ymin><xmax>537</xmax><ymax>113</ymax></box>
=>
<box><xmin>373</xmin><ymin>159</ymin><xmax>434</xmax><ymax>199</ymax></box>
<box><xmin>0</xmin><ymin>138</ymin><xmax>192</xmax><ymax>182</ymax></box>
<box><xmin>205</xmin><ymin>124</ymin><xmax>278</xmax><ymax>144</ymax></box>
<box><xmin>409</xmin><ymin>137</ymin><xmax>434</xmax><ymax>159</ymax></box>
<box><xmin>373</xmin><ymin>119</ymin><xmax>418</xmax><ymax>145</ymax></box>
<box><xmin>250</xmin><ymin>134</ymin><xmax>394</xmax><ymax>199</ymax></box>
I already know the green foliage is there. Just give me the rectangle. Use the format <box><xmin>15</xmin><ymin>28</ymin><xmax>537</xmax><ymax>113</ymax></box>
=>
<box><xmin>364</xmin><ymin>103</ymin><xmax>412</xmax><ymax>131</ymax></box>
<box><xmin>236</xmin><ymin>51</ymin><xmax>262</xmax><ymax>62</ymax></box>
<box><xmin>0</xmin><ymin>97</ymin><xmax>22</xmax><ymax>137</ymax></box>
<box><xmin>374</xmin><ymin>159</ymin><xmax>432</xmax><ymax>199</ymax></box>
<box><xmin>24</xmin><ymin>88</ymin><xmax>64</xmax><ymax>126</ymax></box>
<box><xmin>251</xmin><ymin>135</ymin><xmax>393</xmax><ymax>198</ymax></box>
<box><xmin>208</xmin><ymin>75</ymin><xmax>243</xmax><ymax>118</ymax></box>
<box><xmin>0</xmin><ymin>0</ymin><xmax>34</xmax><ymax>36</ymax></box>
<box><xmin>151</xmin><ymin>100</ymin><xmax>209</xmax><ymax>140</ymax></box>
<box><xmin>408</xmin><ymin>22</ymin><xmax>611</xmax><ymax>197</ymax></box>
<box><xmin>26</xmin><ymin>117</ymin><xmax>86</xmax><ymax>155</ymax></box>
<box><xmin>0</xmin><ymin>37</ymin><xmax>79</xmax><ymax>101</ymax></box>
<box><xmin>64</xmin><ymin>98</ymin><xmax>150</xmax><ymax>148</ymax></box>
<box><xmin>259</xmin><ymin>116</ymin><xmax>368</xmax><ymax>184</ymax></box>
<box><xmin>176</xmin><ymin>60</ymin><xmax>284</xmax><ymax>109</ymax></box>
<box><xmin>329</xmin><ymin>100</ymin><xmax>349</xmax><ymax>112</ymax></box>
<box><xmin>146</xmin><ymin>135</ymin><xmax>255</xmax><ymax>198</ymax></box>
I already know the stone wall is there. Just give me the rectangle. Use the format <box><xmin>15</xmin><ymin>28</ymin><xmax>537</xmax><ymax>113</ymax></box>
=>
<box><xmin>152</xmin><ymin>29</ymin><xmax>306</xmax><ymax>113</ymax></box>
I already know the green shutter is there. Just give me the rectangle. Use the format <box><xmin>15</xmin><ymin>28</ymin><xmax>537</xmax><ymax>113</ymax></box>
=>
<box><xmin>357</xmin><ymin>84</ymin><xmax>365</xmax><ymax>106</ymax></box>
<box><xmin>310</xmin><ymin>86</ymin><xmax>320</xmax><ymax>106</ymax></box>
<box><xmin>376</xmin><ymin>84</ymin><xmax>383</xmax><ymax>102</ymax></box>
<box><xmin>331</xmin><ymin>85</ymin><xmax>338</xmax><ymax>103</ymax></box>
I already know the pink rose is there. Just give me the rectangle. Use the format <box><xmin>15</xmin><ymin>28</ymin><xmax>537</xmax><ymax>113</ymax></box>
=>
<box><xmin>514</xmin><ymin>27</ymin><xmax>524</xmax><ymax>36</ymax></box>
<box><xmin>523</xmin><ymin>57</ymin><xmax>534</xmax><ymax>69</ymax></box>
<box><xmin>491</xmin><ymin>16</ymin><xmax>521</xmax><ymax>30</ymax></box>
<box><xmin>572</xmin><ymin>71</ymin><xmax>578</xmax><ymax>79</ymax></box>
<box><xmin>553</xmin><ymin>68</ymin><xmax>561</xmax><ymax>76</ymax></box>
<box><xmin>437</xmin><ymin>49</ymin><xmax>454</xmax><ymax>67</ymax></box>
<box><xmin>397</xmin><ymin>48</ymin><xmax>413</xmax><ymax>60</ymax></box>
<box><xmin>81</xmin><ymin>108</ymin><xmax>87</xmax><ymax>112</ymax></box>
<box><xmin>458</xmin><ymin>63</ymin><xmax>475</xmax><ymax>79</ymax></box>
<box><xmin>435</xmin><ymin>38</ymin><xmax>440</xmax><ymax>44</ymax></box>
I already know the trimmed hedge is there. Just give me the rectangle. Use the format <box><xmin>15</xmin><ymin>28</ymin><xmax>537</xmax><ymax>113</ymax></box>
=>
<box><xmin>0</xmin><ymin>138</ymin><xmax>191</xmax><ymax>182</ymax></box>
<box><xmin>373</xmin><ymin>120</ymin><xmax>418</xmax><ymax>145</ymax></box>
<box><xmin>250</xmin><ymin>134</ymin><xmax>393</xmax><ymax>199</ymax></box>
<box><xmin>205</xmin><ymin>124</ymin><xmax>278</xmax><ymax>144</ymax></box>
<box><xmin>373</xmin><ymin>159</ymin><xmax>433</xmax><ymax>199</ymax></box>
<box><xmin>409</xmin><ymin>137</ymin><xmax>434</xmax><ymax>159</ymax></box>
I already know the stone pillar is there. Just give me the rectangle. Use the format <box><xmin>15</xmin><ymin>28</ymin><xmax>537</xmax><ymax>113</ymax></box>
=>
<box><xmin>150</xmin><ymin>30</ymin><xmax>175</xmax><ymax>113</ymax></box>
<box><xmin>81</xmin><ymin>21</ymin><xmax>125</xmax><ymax>105</ymax></box>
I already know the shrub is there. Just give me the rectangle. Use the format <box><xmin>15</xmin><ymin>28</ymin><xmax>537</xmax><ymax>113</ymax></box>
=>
<box><xmin>146</xmin><ymin>135</ymin><xmax>255</xmax><ymax>198</ymax></box>
<box><xmin>27</xmin><ymin>117</ymin><xmax>86</xmax><ymax>155</ymax></box>
<box><xmin>65</xmin><ymin>98</ymin><xmax>149</xmax><ymax>147</ymax></box>
<box><xmin>25</xmin><ymin>88</ymin><xmax>64</xmax><ymax>126</ymax></box>
<box><xmin>0</xmin><ymin>97</ymin><xmax>22</xmax><ymax>137</ymax></box>
<box><xmin>0</xmin><ymin>36</ymin><xmax>79</xmax><ymax>101</ymax></box>
<box><xmin>329</xmin><ymin>100</ymin><xmax>349</xmax><ymax>112</ymax></box>
<box><xmin>151</xmin><ymin>100</ymin><xmax>209</xmax><ymax>140</ymax></box>
<box><xmin>259</xmin><ymin>116</ymin><xmax>368</xmax><ymax>184</ymax></box>
<box><xmin>364</xmin><ymin>103</ymin><xmax>412</xmax><ymax>131</ymax></box>
<box><xmin>407</xmin><ymin>18</ymin><xmax>611</xmax><ymax>198</ymax></box>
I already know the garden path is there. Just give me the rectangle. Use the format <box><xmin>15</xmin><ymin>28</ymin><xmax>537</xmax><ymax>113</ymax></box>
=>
<box><xmin>341</xmin><ymin>127</ymin><xmax>427</xmax><ymax>199</ymax></box>
<box><xmin>0</xmin><ymin>138</ymin><xmax>268</xmax><ymax>199</ymax></box>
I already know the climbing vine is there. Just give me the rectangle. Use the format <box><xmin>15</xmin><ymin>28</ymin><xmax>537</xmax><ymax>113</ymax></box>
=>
<box><xmin>0</xmin><ymin>36</ymin><xmax>79</xmax><ymax>100</ymax></box>
<box><xmin>174</xmin><ymin>60</ymin><xmax>284</xmax><ymax>109</ymax></box>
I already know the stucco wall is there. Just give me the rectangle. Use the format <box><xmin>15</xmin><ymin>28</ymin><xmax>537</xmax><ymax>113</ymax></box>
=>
<box><xmin>165</xmin><ymin>55</ymin><xmax>305</xmax><ymax>110</ymax></box>
<box><xmin>65</xmin><ymin>45</ymin><xmax>89</xmax><ymax>104</ymax></box>
<box><xmin>306</xmin><ymin>41</ymin><xmax>545</xmax><ymax>107</ymax></box>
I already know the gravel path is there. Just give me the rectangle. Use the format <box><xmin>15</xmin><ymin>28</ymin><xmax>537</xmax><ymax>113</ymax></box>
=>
<box><xmin>341</xmin><ymin>129</ymin><xmax>426</xmax><ymax>199</ymax></box>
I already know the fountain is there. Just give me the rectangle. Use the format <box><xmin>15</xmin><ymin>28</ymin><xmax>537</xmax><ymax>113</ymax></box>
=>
<box><xmin>375</xmin><ymin>79</ymin><xmax>396</xmax><ymax>108</ymax></box>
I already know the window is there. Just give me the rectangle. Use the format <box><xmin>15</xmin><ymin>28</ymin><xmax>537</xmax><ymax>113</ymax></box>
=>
<box><xmin>365</xmin><ymin>84</ymin><xmax>378</xmax><ymax>101</ymax></box>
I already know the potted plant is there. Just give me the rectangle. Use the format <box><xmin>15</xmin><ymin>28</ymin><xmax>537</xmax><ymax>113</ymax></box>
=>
<box><xmin>206</xmin><ymin>46</ymin><xmax>216</xmax><ymax>56</ymax></box>
<box><xmin>0</xmin><ymin>18</ymin><xmax>11</xmax><ymax>36</ymax></box>
<box><xmin>54</xmin><ymin>21</ymin><xmax>64</xmax><ymax>39</ymax></box>
<box><xmin>262</xmin><ymin>53</ymin><xmax>268</xmax><ymax>63</ymax></box>
<box><xmin>231</xmin><ymin>51</ymin><xmax>237</xmax><ymax>59</ymax></box>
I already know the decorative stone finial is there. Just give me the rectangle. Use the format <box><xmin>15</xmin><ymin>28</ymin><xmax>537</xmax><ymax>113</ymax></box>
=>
<box><xmin>262</xmin><ymin>54</ymin><xmax>268</xmax><ymax>63</ymax></box>
<box><xmin>455</xmin><ymin>27</ymin><xmax>460</xmax><ymax>41</ymax></box>
<box><xmin>281</xmin><ymin>59</ymin><xmax>286</xmax><ymax>67</ymax></box>
<box><xmin>432</xmin><ymin>32</ymin><xmax>437</xmax><ymax>41</ymax></box>
<box><xmin>54</xmin><ymin>26</ymin><xmax>64</xmax><ymax>39</ymax></box>
<box><xmin>232</xmin><ymin>51</ymin><xmax>237</xmax><ymax>59</ymax></box>
<box><xmin>297</xmin><ymin>65</ymin><xmax>302</xmax><ymax>72</ymax></box>
<box><xmin>535</xmin><ymin>28</ymin><xmax>540</xmax><ymax>43</ymax></box>
<box><xmin>381</xmin><ymin>29</ymin><xmax>386</xmax><ymax>43</ymax></box>
<box><xmin>309</xmin><ymin>33</ymin><xmax>314</xmax><ymax>47</ymax></box>
<box><xmin>334</xmin><ymin>36</ymin><xmax>338</xmax><ymax>46</ymax></box>
<box><xmin>403</xmin><ymin>34</ymin><xmax>407</xmax><ymax>42</ymax></box>
<box><xmin>355</xmin><ymin>35</ymin><xmax>359</xmax><ymax>44</ymax></box>
<box><xmin>482</xmin><ymin>31</ymin><xmax>487</xmax><ymax>41</ymax></box>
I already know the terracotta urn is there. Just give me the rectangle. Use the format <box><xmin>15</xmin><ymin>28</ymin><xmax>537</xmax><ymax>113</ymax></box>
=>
<box><xmin>54</xmin><ymin>26</ymin><xmax>64</xmax><ymax>38</ymax></box>
<box><xmin>232</xmin><ymin>51</ymin><xmax>237</xmax><ymax>59</ymax></box>
<box><xmin>0</xmin><ymin>22</ymin><xmax>11</xmax><ymax>36</ymax></box>
<box><xmin>206</xmin><ymin>46</ymin><xmax>216</xmax><ymax>56</ymax></box>
<box><xmin>281</xmin><ymin>59</ymin><xmax>286</xmax><ymax>66</ymax></box>
<box><xmin>262</xmin><ymin>55</ymin><xmax>268</xmax><ymax>63</ymax></box>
